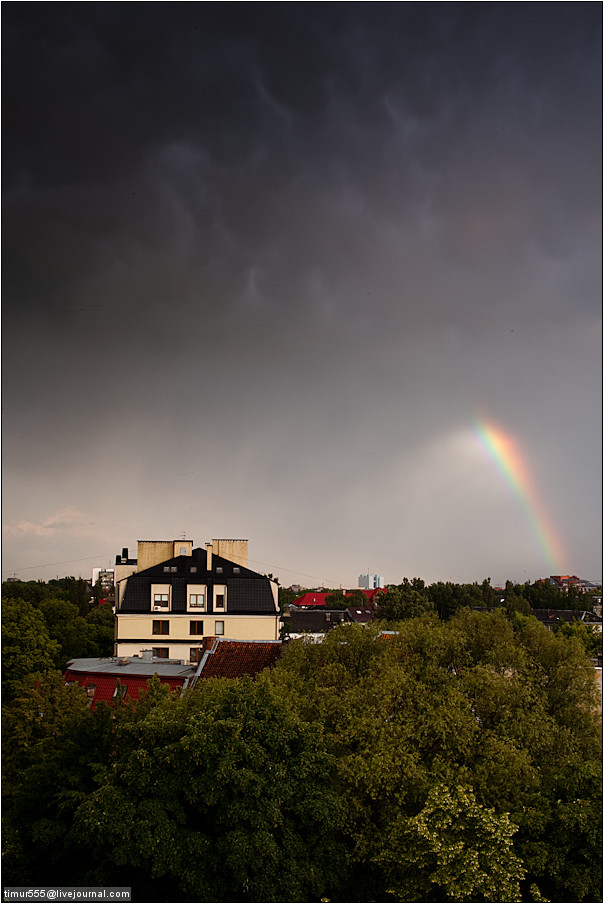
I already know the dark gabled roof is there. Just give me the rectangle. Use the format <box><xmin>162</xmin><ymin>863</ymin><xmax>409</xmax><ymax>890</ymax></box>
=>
<box><xmin>288</xmin><ymin>608</ymin><xmax>349</xmax><ymax>633</ymax></box>
<box><xmin>530</xmin><ymin>608</ymin><xmax>603</xmax><ymax>625</ymax></box>
<box><xmin>195</xmin><ymin>640</ymin><xmax>282</xmax><ymax>680</ymax></box>
<box><xmin>345</xmin><ymin>607</ymin><xmax>374</xmax><ymax>623</ymax></box>
<box><xmin>120</xmin><ymin>547</ymin><xmax>277</xmax><ymax>613</ymax></box>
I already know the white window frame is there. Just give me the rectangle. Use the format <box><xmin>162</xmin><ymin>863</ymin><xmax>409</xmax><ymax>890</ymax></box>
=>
<box><xmin>151</xmin><ymin>584</ymin><xmax>172</xmax><ymax>611</ymax></box>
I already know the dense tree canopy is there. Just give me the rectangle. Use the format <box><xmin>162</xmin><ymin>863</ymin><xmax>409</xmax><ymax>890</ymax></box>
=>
<box><xmin>2</xmin><ymin>575</ymin><xmax>601</xmax><ymax>902</ymax></box>
<box><xmin>2</xmin><ymin>581</ymin><xmax>115</xmax><ymax>676</ymax></box>
<box><xmin>2</xmin><ymin>599</ymin><xmax>60</xmax><ymax>700</ymax></box>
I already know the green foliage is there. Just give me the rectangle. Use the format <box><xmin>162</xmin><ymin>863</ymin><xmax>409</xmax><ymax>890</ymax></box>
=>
<box><xmin>376</xmin><ymin>578</ymin><xmax>435</xmax><ymax>621</ymax></box>
<box><xmin>2</xmin><ymin>596</ymin><xmax>601</xmax><ymax>902</ymax></box>
<box><xmin>2</xmin><ymin>579</ymin><xmax>116</xmax><ymax>680</ymax></box>
<box><xmin>425</xmin><ymin>580</ymin><xmax>488</xmax><ymax>619</ymax></box>
<box><xmin>271</xmin><ymin>613</ymin><xmax>602</xmax><ymax>901</ymax></box>
<box><xmin>324</xmin><ymin>589</ymin><xmax>349</xmax><ymax>609</ymax></box>
<box><xmin>2</xmin><ymin>580</ymin><xmax>53</xmax><ymax>606</ymax></box>
<box><xmin>74</xmin><ymin>677</ymin><xmax>346</xmax><ymax>901</ymax></box>
<box><xmin>378</xmin><ymin>783</ymin><xmax>524</xmax><ymax>901</ymax></box>
<box><xmin>47</xmin><ymin>577</ymin><xmax>92</xmax><ymax>616</ymax></box>
<box><xmin>553</xmin><ymin>620</ymin><xmax>602</xmax><ymax>659</ymax></box>
<box><xmin>345</xmin><ymin>588</ymin><xmax>370</xmax><ymax>607</ymax></box>
<box><xmin>2</xmin><ymin>671</ymin><xmax>115</xmax><ymax>886</ymax></box>
<box><xmin>38</xmin><ymin>597</ymin><xmax>114</xmax><ymax>668</ymax></box>
<box><xmin>1</xmin><ymin>599</ymin><xmax>60</xmax><ymax>700</ymax></box>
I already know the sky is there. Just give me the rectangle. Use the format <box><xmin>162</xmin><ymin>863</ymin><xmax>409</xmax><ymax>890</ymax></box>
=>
<box><xmin>2</xmin><ymin>4</ymin><xmax>602</xmax><ymax>588</ymax></box>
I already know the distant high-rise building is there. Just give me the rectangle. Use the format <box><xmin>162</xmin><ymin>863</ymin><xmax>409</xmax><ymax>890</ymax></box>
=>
<box><xmin>92</xmin><ymin>567</ymin><xmax>115</xmax><ymax>592</ymax></box>
<box><xmin>358</xmin><ymin>574</ymin><xmax>385</xmax><ymax>590</ymax></box>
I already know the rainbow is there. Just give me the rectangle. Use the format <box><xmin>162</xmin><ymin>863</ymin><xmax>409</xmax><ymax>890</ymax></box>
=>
<box><xmin>473</xmin><ymin>420</ymin><xmax>566</xmax><ymax>574</ymax></box>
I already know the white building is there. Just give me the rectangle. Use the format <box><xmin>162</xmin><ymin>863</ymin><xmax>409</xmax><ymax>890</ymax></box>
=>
<box><xmin>358</xmin><ymin>574</ymin><xmax>385</xmax><ymax>590</ymax></box>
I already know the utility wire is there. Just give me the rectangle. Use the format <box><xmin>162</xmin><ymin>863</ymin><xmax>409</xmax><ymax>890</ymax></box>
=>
<box><xmin>2</xmin><ymin>552</ymin><xmax>115</xmax><ymax>574</ymax></box>
<box><xmin>4</xmin><ymin>551</ymin><xmax>348</xmax><ymax>588</ymax></box>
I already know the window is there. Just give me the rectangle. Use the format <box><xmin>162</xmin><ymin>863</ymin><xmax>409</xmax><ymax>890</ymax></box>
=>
<box><xmin>215</xmin><ymin>593</ymin><xmax>225</xmax><ymax>609</ymax></box>
<box><xmin>152</xmin><ymin>648</ymin><xmax>169</xmax><ymax>659</ymax></box>
<box><xmin>215</xmin><ymin>620</ymin><xmax>225</xmax><ymax>636</ymax></box>
<box><xmin>112</xmin><ymin>684</ymin><xmax>127</xmax><ymax>700</ymax></box>
<box><xmin>152</xmin><ymin>620</ymin><xmax>169</xmax><ymax>635</ymax></box>
<box><xmin>163</xmin><ymin>566</ymin><xmax>170</xmax><ymax>573</ymax></box>
<box><xmin>180</xmin><ymin>547</ymin><xmax>187</xmax><ymax>555</ymax></box>
<box><xmin>216</xmin><ymin>566</ymin><xmax>223</xmax><ymax>574</ymax></box>
<box><xmin>170</xmin><ymin>566</ymin><xmax>177</xmax><ymax>572</ymax></box>
<box><xmin>190</xmin><ymin>620</ymin><xmax>204</xmax><ymax>635</ymax></box>
<box><xmin>86</xmin><ymin>684</ymin><xmax>97</xmax><ymax>699</ymax></box>
<box><xmin>190</xmin><ymin>647</ymin><xmax>203</xmax><ymax>663</ymax></box>
<box><xmin>154</xmin><ymin>593</ymin><xmax>169</xmax><ymax>608</ymax></box>
<box><xmin>189</xmin><ymin>593</ymin><xmax>205</xmax><ymax>609</ymax></box>
<box><xmin>233</xmin><ymin>567</ymin><xmax>240</xmax><ymax>574</ymax></box>
<box><xmin>190</xmin><ymin>566</ymin><xmax>197</xmax><ymax>574</ymax></box>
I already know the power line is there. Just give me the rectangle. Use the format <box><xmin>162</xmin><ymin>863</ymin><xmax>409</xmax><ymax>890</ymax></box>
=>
<box><xmin>3</xmin><ymin>551</ymin><xmax>347</xmax><ymax>588</ymax></box>
<box><xmin>2</xmin><ymin>552</ymin><xmax>115</xmax><ymax>575</ymax></box>
<box><xmin>246</xmin><ymin>556</ymin><xmax>347</xmax><ymax>588</ymax></box>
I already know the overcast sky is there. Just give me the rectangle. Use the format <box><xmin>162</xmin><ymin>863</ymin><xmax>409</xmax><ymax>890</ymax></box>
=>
<box><xmin>3</xmin><ymin>4</ymin><xmax>601</xmax><ymax>587</ymax></box>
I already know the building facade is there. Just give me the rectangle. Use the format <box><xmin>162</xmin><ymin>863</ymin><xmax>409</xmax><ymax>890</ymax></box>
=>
<box><xmin>358</xmin><ymin>574</ymin><xmax>385</xmax><ymax>589</ymax></box>
<box><xmin>115</xmin><ymin>539</ymin><xmax>280</xmax><ymax>661</ymax></box>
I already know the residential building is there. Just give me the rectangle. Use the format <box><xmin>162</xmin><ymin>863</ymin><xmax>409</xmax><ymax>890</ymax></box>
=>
<box><xmin>530</xmin><ymin>608</ymin><xmax>603</xmax><ymax>633</ymax></box>
<box><xmin>65</xmin><ymin>638</ymin><xmax>282</xmax><ymax>707</ymax></box>
<box><xmin>282</xmin><ymin>605</ymin><xmax>375</xmax><ymax>639</ymax></box>
<box><xmin>92</xmin><ymin>567</ymin><xmax>115</xmax><ymax>592</ymax></box>
<box><xmin>548</xmin><ymin>575</ymin><xmax>601</xmax><ymax>593</ymax></box>
<box><xmin>115</xmin><ymin>539</ymin><xmax>280</xmax><ymax>661</ymax></box>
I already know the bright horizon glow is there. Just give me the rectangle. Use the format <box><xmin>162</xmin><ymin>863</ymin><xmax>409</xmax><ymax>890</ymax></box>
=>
<box><xmin>473</xmin><ymin>420</ymin><xmax>567</xmax><ymax>575</ymax></box>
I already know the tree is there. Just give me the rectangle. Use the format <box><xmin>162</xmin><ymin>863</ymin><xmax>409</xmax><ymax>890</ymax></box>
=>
<box><xmin>74</xmin><ymin>676</ymin><xmax>347</xmax><ymax>902</ymax></box>
<box><xmin>345</xmin><ymin>589</ymin><xmax>369</xmax><ymax>607</ymax></box>
<box><xmin>324</xmin><ymin>589</ymin><xmax>349</xmax><ymax>609</ymax></box>
<box><xmin>553</xmin><ymin>620</ymin><xmax>602</xmax><ymax>659</ymax></box>
<box><xmin>2</xmin><ymin>671</ymin><xmax>115</xmax><ymax>887</ymax></box>
<box><xmin>270</xmin><ymin>613</ymin><xmax>602</xmax><ymax>902</ymax></box>
<box><xmin>376</xmin><ymin>579</ymin><xmax>434</xmax><ymax>621</ymax></box>
<box><xmin>1</xmin><ymin>598</ymin><xmax>60</xmax><ymax>700</ymax></box>
<box><xmin>377</xmin><ymin>783</ymin><xmax>524</xmax><ymax>902</ymax></box>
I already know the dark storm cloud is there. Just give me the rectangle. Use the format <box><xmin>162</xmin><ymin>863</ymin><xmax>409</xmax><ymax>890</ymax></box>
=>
<box><xmin>3</xmin><ymin>4</ymin><xmax>601</xmax><ymax>583</ymax></box>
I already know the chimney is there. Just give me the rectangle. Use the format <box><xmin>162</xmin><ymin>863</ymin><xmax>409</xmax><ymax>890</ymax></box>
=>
<box><xmin>205</xmin><ymin>543</ymin><xmax>213</xmax><ymax>571</ymax></box>
<box><xmin>141</xmin><ymin>649</ymin><xmax>153</xmax><ymax>662</ymax></box>
<box><xmin>121</xmin><ymin>547</ymin><xmax>128</xmax><ymax>563</ymax></box>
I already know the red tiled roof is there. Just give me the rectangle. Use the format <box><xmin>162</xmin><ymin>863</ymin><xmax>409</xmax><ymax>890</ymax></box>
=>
<box><xmin>64</xmin><ymin>669</ymin><xmax>187</xmax><ymax>709</ymax></box>
<box><xmin>293</xmin><ymin>592</ymin><xmax>330</xmax><ymax>607</ymax></box>
<box><xmin>293</xmin><ymin>588</ymin><xmax>386</xmax><ymax>608</ymax></box>
<box><xmin>198</xmin><ymin>640</ymin><xmax>282</xmax><ymax>680</ymax></box>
